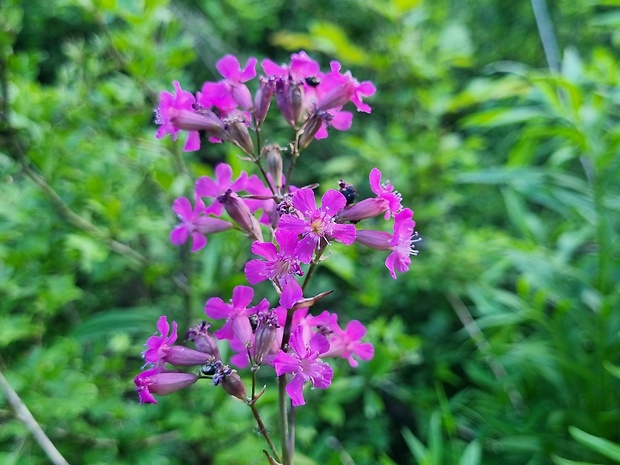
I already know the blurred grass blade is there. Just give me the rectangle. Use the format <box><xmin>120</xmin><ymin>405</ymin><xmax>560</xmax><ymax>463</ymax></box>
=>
<box><xmin>569</xmin><ymin>427</ymin><xmax>620</xmax><ymax>462</ymax></box>
<box><xmin>459</xmin><ymin>440</ymin><xmax>482</xmax><ymax>465</ymax></box>
<box><xmin>402</xmin><ymin>427</ymin><xmax>427</xmax><ymax>463</ymax></box>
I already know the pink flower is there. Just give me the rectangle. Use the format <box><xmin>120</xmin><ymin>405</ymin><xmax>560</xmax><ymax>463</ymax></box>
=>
<box><xmin>216</xmin><ymin>54</ymin><xmax>257</xmax><ymax>110</ymax></box>
<box><xmin>154</xmin><ymin>81</ymin><xmax>202</xmax><ymax>151</ymax></box>
<box><xmin>386</xmin><ymin>208</ymin><xmax>419</xmax><ymax>278</ymax></box>
<box><xmin>170</xmin><ymin>196</ymin><xmax>233</xmax><ymax>252</ymax></box>
<box><xmin>369</xmin><ymin>168</ymin><xmax>402</xmax><ymax>219</ymax></box>
<box><xmin>242</xmin><ymin>174</ymin><xmax>277</xmax><ymax>224</ymax></box>
<box><xmin>278</xmin><ymin>188</ymin><xmax>356</xmax><ymax>263</ymax></box>
<box><xmin>245</xmin><ymin>230</ymin><xmax>304</xmax><ymax>309</ymax></box>
<box><xmin>204</xmin><ymin>285</ymin><xmax>269</xmax><ymax>345</ymax></box>
<box><xmin>314</xmin><ymin>110</ymin><xmax>353</xmax><ymax>139</ymax></box>
<box><xmin>322</xmin><ymin>319</ymin><xmax>374</xmax><ymax>368</ymax></box>
<box><xmin>316</xmin><ymin>61</ymin><xmax>376</xmax><ymax>113</ymax></box>
<box><xmin>273</xmin><ymin>326</ymin><xmax>334</xmax><ymax>406</ymax></box>
<box><xmin>140</xmin><ymin>317</ymin><xmax>214</xmax><ymax>367</ymax></box>
<box><xmin>142</xmin><ymin>316</ymin><xmax>178</xmax><ymax>366</ymax></box>
<box><xmin>134</xmin><ymin>367</ymin><xmax>198</xmax><ymax>404</ymax></box>
<box><xmin>197</xmin><ymin>81</ymin><xmax>239</xmax><ymax>118</ymax></box>
<box><xmin>355</xmin><ymin>208</ymin><xmax>419</xmax><ymax>279</ymax></box>
<box><xmin>261</xmin><ymin>51</ymin><xmax>323</xmax><ymax>128</ymax></box>
<box><xmin>195</xmin><ymin>163</ymin><xmax>249</xmax><ymax>217</ymax></box>
<box><xmin>261</xmin><ymin>51</ymin><xmax>321</xmax><ymax>82</ymax></box>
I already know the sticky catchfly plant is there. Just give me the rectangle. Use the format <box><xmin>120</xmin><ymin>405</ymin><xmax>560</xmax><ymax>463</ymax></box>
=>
<box><xmin>138</xmin><ymin>50</ymin><xmax>420</xmax><ymax>465</ymax></box>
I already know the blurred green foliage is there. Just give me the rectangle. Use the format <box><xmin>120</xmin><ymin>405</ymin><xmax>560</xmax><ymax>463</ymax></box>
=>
<box><xmin>0</xmin><ymin>0</ymin><xmax>619</xmax><ymax>464</ymax></box>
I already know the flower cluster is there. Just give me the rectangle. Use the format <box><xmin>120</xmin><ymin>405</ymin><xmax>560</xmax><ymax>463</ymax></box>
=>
<box><xmin>155</xmin><ymin>51</ymin><xmax>376</xmax><ymax>153</ymax></box>
<box><xmin>136</xmin><ymin>51</ymin><xmax>420</xmax><ymax>462</ymax></box>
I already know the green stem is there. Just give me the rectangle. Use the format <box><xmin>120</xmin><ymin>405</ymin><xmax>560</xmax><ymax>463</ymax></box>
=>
<box><xmin>278</xmin><ymin>374</ymin><xmax>290</xmax><ymax>465</ymax></box>
<box><xmin>283</xmin><ymin>129</ymin><xmax>303</xmax><ymax>193</ymax></box>
<box><xmin>301</xmin><ymin>246</ymin><xmax>326</xmax><ymax>292</ymax></box>
<box><xmin>250</xmin><ymin>402</ymin><xmax>281</xmax><ymax>463</ymax></box>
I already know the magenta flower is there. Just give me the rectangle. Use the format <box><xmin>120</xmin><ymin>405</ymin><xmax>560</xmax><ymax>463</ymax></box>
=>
<box><xmin>261</xmin><ymin>50</ymin><xmax>321</xmax><ymax>82</ymax></box>
<box><xmin>322</xmin><ymin>320</ymin><xmax>374</xmax><ymax>368</ymax></box>
<box><xmin>195</xmin><ymin>163</ymin><xmax>249</xmax><ymax>216</ymax></box>
<box><xmin>197</xmin><ymin>81</ymin><xmax>239</xmax><ymax>119</ymax></box>
<box><xmin>245</xmin><ymin>230</ymin><xmax>304</xmax><ymax>309</ymax></box>
<box><xmin>369</xmin><ymin>168</ymin><xmax>402</xmax><ymax>219</ymax></box>
<box><xmin>216</xmin><ymin>54</ymin><xmax>257</xmax><ymax>110</ymax></box>
<box><xmin>261</xmin><ymin>51</ymin><xmax>323</xmax><ymax>128</ymax></box>
<box><xmin>386</xmin><ymin>208</ymin><xmax>419</xmax><ymax>278</ymax></box>
<box><xmin>170</xmin><ymin>196</ymin><xmax>233</xmax><ymax>252</ymax></box>
<box><xmin>278</xmin><ymin>188</ymin><xmax>356</xmax><ymax>263</ymax></box>
<box><xmin>240</xmin><ymin>174</ymin><xmax>275</xmax><ymax>221</ymax></box>
<box><xmin>355</xmin><ymin>208</ymin><xmax>419</xmax><ymax>279</ymax></box>
<box><xmin>273</xmin><ymin>326</ymin><xmax>334</xmax><ymax>406</ymax></box>
<box><xmin>316</xmin><ymin>61</ymin><xmax>376</xmax><ymax>113</ymax></box>
<box><xmin>142</xmin><ymin>316</ymin><xmax>178</xmax><ymax>366</ymax></box>
<box><xmin>205</xmin><ymin>285</ymin><xmax>269</xmax><ymax>345</ymax></box>
<box><xmin>134</xmin><ymin>367</ymin><xmax>198</xmax><ymax>404</ymax></box>
<box><xmin>314</xmin><ymin>110</ymin><xmax>353</xmax><ymax>139</ymax></box>
<box><xmin>154</xmin><ymin>81</ymin><xmax>201</xmax><ymax>151</ymax></box>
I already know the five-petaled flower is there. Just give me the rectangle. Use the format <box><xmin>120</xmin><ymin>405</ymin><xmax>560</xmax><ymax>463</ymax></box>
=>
<box><xmin>170</xmin><ymin>196</ymin><xmax>233</xmax><ymax>252</ymax></box>
<box><xmin>355</xmin><ymin>208</ymin><xmax>419</xmax><ymax>279</ymax></box>
<box><xmin>278</xmin><ymin>188</ymin><xmax>356</xmax><ymax>263</ymax></box>
<box><xmin>205</xmin><ymin>285</ymin><xmax>269</xmax><ymax>346</ymax></box>
<box><xmin>245</xmin><ymin>230</ymin><xmax>304</xmax><ymax>309</ymax></box>
<box><xmin>142</xmin><ymin>316</ymin><xmax>178</xmax><ymax>367</ymax></box>
<box><xmin>273</xmin><ymin>326</ymin><xmax>334</xmax><ymax>406</ymax></box>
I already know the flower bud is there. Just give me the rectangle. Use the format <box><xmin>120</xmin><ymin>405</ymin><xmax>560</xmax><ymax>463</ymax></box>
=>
<box><xmin>253</xmin><ymin>310</ymin><xmax>280</xmax><ymax>365</ymax></box>
<box><xmin>298</xmin><ymin>112</ymin><xmax>327</xmax><ymax>150</ymax></box>
<box><xmin>264</xmin><ymin>145</ymin><xmax>283</xmax><ymax>190</ymax></box>
<box><xmin>253</xmin><ymin>77</ymin><xmax>275</xmax><ymax>126</ymax></box>
<box><xmin>225</xmin><ymin>119</ymin><xmax>255</xmax><ymax>156</ymax></box>
<box><xmin>275</xmin><ymin>79</ymin><xmax>304</xmax><ymax>129</ymax></box>
<box><xmin>186</xmin><ymin>321</ymin><xmax>221</xmax><ymax>360</ymax></box>
<box><xmin>218</xmin><ymin>189</ymin><xmax>264</xmax><ymax>242</ymax></box>
<box><xmin>213</xmin><ymin>363</ymin><xmax>247</xmax><ymax>401</ymax></box>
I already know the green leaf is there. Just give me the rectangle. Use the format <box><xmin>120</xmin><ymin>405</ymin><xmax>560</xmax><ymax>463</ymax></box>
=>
<box><xmin>459</xmin><ymin>440</ymin><xmax>482</xmax><ymax>465</ymax></box>
<box><xmin>552</xmin><ymin>455</ymin><xmax>604</xmax><ymax>465</ymax></box>
<box><xmin>462</xmin><ymin>107</ymin><xmax>546</xmax><ymax>128</ymax></box>
<box><xmin>569</xmin><ymin>426</ymin><xmax>620</xmax><ymax>462</ymax></box>
<box><xmin>71</xmin><ymin>307</ymin><xmax>163</xmax><ymax>341</ymax></box>
<box><xmin>402</xmin><ymin>427</ymin><xmax>427</xmax><ymax>463</ymax></box>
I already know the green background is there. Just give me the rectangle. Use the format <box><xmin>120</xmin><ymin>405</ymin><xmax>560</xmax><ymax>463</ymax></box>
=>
<box><xmin>1</xmin><ymin>0</ymin><xmax>619</xmax><ymax>464</ymax></box>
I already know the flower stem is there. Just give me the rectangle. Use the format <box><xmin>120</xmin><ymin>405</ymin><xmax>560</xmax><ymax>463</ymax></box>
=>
<box><xmin>249</xmin><ymin>402</ymin><xmax>281</xmax><ymax>463</ymax></box>
<box><xmin>278</xmin><ymin>374</ymin><xmax>291</xmax><ymax>465</ymax></box>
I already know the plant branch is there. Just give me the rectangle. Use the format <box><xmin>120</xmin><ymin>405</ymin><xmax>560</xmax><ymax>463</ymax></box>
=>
<box><xmin>0</xmin><ymin>371</ymin><xmax>70</xmax><ymax>465</ymax></box>
<box><xmin>278</xmin><ymin>374</ymin><xmax>291</xmax><ymax>465</ymax></box>
<box><xmin>249</xmin><ymin>402</ymin><xmax>281</xmax><ymax>463</ymax></box>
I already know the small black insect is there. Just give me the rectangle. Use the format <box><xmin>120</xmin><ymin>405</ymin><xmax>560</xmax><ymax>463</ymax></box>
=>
<box><xmin>199</xmin><ymin>362</ymin><xmax>218</xmax><ymax>376</ymax></box>
<box><xmin>304</xmin><ymin>76</ymin><xmax>321</xmax><ymax>87</ymax></box>
<box><xmin>338</xmin><ymin>179</ymin><xmax>358</xmax><ymax>205</ymax></box>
